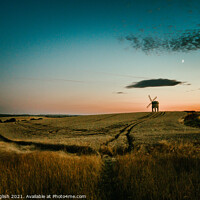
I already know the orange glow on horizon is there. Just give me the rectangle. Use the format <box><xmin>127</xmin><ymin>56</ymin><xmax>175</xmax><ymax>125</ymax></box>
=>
<box><xmin>10</xmin><ymin>99</ymin><xmax>200</xmax><ymax>114</ymax></box>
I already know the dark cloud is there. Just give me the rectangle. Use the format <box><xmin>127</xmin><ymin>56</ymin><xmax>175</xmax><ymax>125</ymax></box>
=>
<box><xmin>123</xmin><ymin>29</ymin><xmax>200</xmax><ymax>54</ymax></box>
<box><xmin>126</xmin><ymin>78</ymin><xmax>184</xmax><ymax>88</ymax></box>
<box><xmin>116</xmin><ymin>92</ymin><xmax>125</xmax><ymax>94</ymax></box>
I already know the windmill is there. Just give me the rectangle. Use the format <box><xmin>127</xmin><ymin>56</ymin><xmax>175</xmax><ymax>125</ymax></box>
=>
<box><xmin>147</xmin><ymin>95</ymin><xmax>159</xmax><ymax>112</ymax></box>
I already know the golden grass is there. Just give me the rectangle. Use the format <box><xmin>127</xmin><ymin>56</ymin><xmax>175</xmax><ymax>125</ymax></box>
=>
<box><xmin>0</xmin><ymin>141</ymin><xmax>200</xmax><ymax>199</ymax></box>
<box><xmin>1</xmin><ymin>111</ymin><xmax>200</xmax><ymax>199</ymax></box>
<box><xmin>0</xmin><ymin>151</ymin><xmax>102</xmax><ymax>199</ymax></box>
<box><xmin>1</xmin><ymin>112</ymin><xmax>200</xmax><ymax>152</ymax></box>
<box><xmin>110</xmin><ymin>142</ymin><xmax>200</xmax><ymax>200</ymax></box>
<box><xmin>112</xmin><ymin>156</ymin><xmax>199</xmax><ymax>199</ymax></box>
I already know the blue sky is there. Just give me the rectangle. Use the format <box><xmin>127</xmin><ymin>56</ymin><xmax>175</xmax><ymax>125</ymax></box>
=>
<box><xmin>0</xmin><ymin>0</ymin><xmax>200</xmax><ymax>114</ymax></box>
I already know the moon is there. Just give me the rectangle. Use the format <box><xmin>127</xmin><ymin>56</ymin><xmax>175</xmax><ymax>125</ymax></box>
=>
<box><xmin>182</xmin><ymin>59</ymin><xmax>184</xmax><ymax>63</ymax></box>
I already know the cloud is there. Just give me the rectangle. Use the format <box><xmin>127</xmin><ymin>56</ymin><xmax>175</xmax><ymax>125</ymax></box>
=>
<box><xmin>126</xmin><ymin>78</ymin><xmax>184</xmax><ymax>88</ymax></box>
<box><xmin>123</xmin><ymin>29</ymin><xmax>200</xmax><ymax>54</ymax></box>
<box><xmin>116</xmin><ymin>92</ymin><xmax>125</xmax><ymax>94</ymax></box>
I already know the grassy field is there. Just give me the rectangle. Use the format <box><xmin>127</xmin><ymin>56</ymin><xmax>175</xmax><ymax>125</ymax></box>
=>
<box><xmin>0</xmin><ymin>111</ymin><xmax>200</xmax><ymax>199</ymax></box>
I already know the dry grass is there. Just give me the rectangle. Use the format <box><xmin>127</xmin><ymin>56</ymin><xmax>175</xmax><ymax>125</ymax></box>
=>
<box><xmin>1</xmin><ymin>142</ymin><xmax>200</xmax><ymax>200</ymax></box>
<box><xmin>99</xmin><ymin>144</ymin><xmax>128</xmax><ymax>156</ymax></box>
<box><xmin>2</xmin><ymin>112</ymin><xmax>199</xmax><ymax>150</ymax></box>
<box><xmin>0</xmin><ymin>151</ymin><xmax>102</xmax><ymax>199</ymax></box>
<box><xmin>0</xmin><ymin>112</ymin><xmax>146</xmax><ymax>149</ymax></box>
<box><xmin>109</xmin><ymin>142</ymin><xmax>200</xmax><ymax>200</ymax></box>
<box><xmin>0</xmin><ymin>112</ymin><xmax>200</xmax><ymax>199</ymax></box>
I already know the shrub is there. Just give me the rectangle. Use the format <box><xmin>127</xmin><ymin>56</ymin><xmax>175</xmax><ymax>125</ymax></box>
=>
<box><xmin>4</xmin><ymin>118</ymin><xmax>16</xmax><ymax>123</ymax></box>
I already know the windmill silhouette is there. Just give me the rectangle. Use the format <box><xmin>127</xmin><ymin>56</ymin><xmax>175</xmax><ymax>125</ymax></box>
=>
<box><xmin>147</xmin><ymin>95</ymin><xmax>159</xmax><ymax>112</ymax></box>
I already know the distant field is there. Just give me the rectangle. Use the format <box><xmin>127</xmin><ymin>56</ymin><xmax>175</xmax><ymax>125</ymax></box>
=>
<box><xmin>0</xmin><ymin>111</ymin><xmax>199</xmax><ymax>154</ymax></box>
<box><xmin>0</xmin><ymin>111</ymin><xmax>200</xmax><ymax>199</ymax></box>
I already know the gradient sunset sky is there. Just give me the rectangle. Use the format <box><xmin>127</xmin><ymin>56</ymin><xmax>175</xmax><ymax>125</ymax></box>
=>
<box><xmin>0</xmin><ymin>0</ymin><xmax>200</xmax><ymax>114</ymax></box>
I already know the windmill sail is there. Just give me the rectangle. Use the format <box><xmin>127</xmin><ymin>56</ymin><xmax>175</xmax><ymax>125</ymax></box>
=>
<box><xmin>147</xmin><ymin>102</ymin><xmax>152</xmax><ymax>108</ymax></box>
<box><xmin>148</xmin><ymin>95</ymin><xmax>152</xmax><ymax>102</ymax></box>
<box><xmin>152</xmin><ymin>96</ymin><xmax>157</xmax><ymax>101</ymax></box>
<box><xmin>147</xmin><ymin>95</ymin><xmax>159</xmax><ymax>112</ymax></box>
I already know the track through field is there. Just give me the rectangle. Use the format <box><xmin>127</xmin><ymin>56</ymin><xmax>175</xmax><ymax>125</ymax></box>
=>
<box><xmin>0</xmin><ymin>112</ymin><xmax>165</xmax><ymax>155</ymax></box>
<box><xmin>103</xmin><ymin>112</ymin><xmax>166</xmax><ymax>152</ymax></box>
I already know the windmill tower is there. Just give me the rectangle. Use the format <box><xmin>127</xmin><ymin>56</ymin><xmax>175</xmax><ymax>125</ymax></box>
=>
<box><xmin>147</xmin><ymin>95</ymin><xmax>159</xmax><ymax>112</ymax></box>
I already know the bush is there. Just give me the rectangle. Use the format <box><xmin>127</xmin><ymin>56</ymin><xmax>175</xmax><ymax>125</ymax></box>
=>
<box><xmin>4</xmin><ymin>118</ymin><xmax>16</xmax><ymax>123</ymax></box>
<box><xmin>184</xmin><ymin>113</ymin><xmax>200</xmax><ymax>128</ymax></box>
<box><xmin>30</xmin><ymin>118</ymin><xmax>36</xmax><ymax>120</ymax></box>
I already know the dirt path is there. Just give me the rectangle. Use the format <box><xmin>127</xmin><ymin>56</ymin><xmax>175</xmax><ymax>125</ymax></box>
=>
<box><xmin>102</xmin><ymin>112</ymin><xmax>166</xmax><ymax>152</ymax></box>
<box><xmin>100</xmin><ymin>156</ymin><xmax>117</xmax><ymax>200</ymax></box>
<box><xmin>99</xmin><ymin>112</ymin><xmax>166</xmax><ymax>199</ymax></box>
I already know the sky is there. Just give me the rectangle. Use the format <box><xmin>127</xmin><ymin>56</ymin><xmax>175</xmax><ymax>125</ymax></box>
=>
<box><xmin>0</xmin><ymin>0</ymin><xmax>200</xmax><ymax>114</ymax></box>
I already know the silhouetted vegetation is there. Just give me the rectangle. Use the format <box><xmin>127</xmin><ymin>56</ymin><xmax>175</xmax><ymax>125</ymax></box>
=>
<box><xmin>0</xmin><ymin>114</ymin><xmax>77</xmax><ymax>118</ymax></box>
<box><xmin>4</xmin><ymin>118</ymin><xmax>16</xmax><ymax>123</ymax></box>
<box><xmin>0</xmin><ymin>114</ymin><xmax>30</xmax><ymax>117</ymax></box>
<box><xmin>184</xmin><ymin>112</ymin><xmax>200</xmax><ymax>128</ymax></box>
<box><xmin>44</xmin><ymin>114</ymin><xmax>79</xmax><ymax>118</ymax></box>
